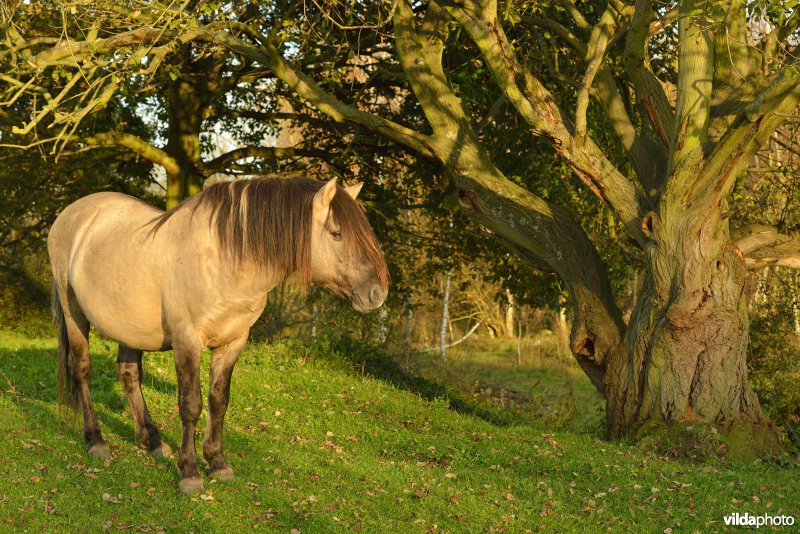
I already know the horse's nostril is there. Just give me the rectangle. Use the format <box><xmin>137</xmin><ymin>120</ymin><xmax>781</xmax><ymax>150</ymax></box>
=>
<box><xmin>369</xmin><ymin>285</ymin><xmax>384</xmax><ymax>304</ymax></box>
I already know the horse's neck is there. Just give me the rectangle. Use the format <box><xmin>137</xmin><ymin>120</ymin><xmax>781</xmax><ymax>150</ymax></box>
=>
<box><xmin>164</xmin><ymin>202</ymin><xmax>286</xmax><ymax>297</ymax></box>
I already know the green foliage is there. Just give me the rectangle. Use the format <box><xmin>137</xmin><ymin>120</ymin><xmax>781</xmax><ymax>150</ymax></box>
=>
<box><xmin>748</xmin><ymin>314</ymin><xmax>800</xmax><ymax>451</ymax></box>
<box><xmin>0</xmin><ymin>329</ymin><xmax>798</xmax><ymax>531</ymax></box>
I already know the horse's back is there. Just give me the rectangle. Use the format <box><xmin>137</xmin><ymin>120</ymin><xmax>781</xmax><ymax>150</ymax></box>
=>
<box><xmin>49</xmin><ymin>192</ymin><xmax>163</xmax><ymax>273</ymax></box>
<box><xmin>49</xmin><ymin>193</ymin><xmax>171</xmax><ymax>351</ymax></box>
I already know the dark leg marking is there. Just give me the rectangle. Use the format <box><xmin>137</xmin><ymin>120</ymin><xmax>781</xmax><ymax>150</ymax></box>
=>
<box><xmin>173</xmin><ymin>338</ymin><xmax>204</xmax><ymax>494</ymax></box>
<box><xmin>66</xmin><ymin>313</ymin><xmax>110</xmax><ymax>458</ymax></box>
<box><xmin>203</xmin><ymin>334</ymin><xmax>247</xmax><ymax>481</ymax></box>
<box><xmin>116</xmin><ymin>346</ymin><xmax>171</xmax><ymax>457</ymax></box>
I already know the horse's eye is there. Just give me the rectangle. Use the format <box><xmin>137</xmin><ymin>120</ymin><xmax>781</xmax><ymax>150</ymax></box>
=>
<box><xmin>331</xmin><ymin>231</ymin><xmax>342</xmax><ymax>240</ymax></box>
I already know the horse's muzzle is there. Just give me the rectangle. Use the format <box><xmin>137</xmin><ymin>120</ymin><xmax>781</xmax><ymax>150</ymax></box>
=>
<box><xmin>352</xmin><ymin>284</ymin><xmax>387</xmax><ymax>312</ymax></box>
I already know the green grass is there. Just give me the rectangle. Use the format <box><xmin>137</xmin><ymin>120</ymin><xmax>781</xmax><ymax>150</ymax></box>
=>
<box><xmin>0</xmin><ymin>329</ymin><xmax>798</xmax><ymax>532</ymax></box>
<box><xmin>400</xmin><ymin>335</ymin><xmax>604</xmax><ymax>433</ymax></box>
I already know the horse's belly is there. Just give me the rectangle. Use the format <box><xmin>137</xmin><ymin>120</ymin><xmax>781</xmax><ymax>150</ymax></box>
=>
<box><xmin>71</xmin><ymin>273</ymin><xmax>168</xmax><ymax>351</ymax></box>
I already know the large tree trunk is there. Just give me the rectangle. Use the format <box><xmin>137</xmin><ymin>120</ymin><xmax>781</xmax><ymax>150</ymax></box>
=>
<box><xmin>384</xmin><ymin>0</ymin><xmax>788</xmax><ymax>455</ymax></box>
<box><xmin>163</xmin><ymin>45</ymin><xmax>228</xmax><ymax>209</ymax></box>
<box><xmin>604</xmin><ymin>202</ymin><xmax>772</xmax><ymax>452</ymax></box>
<box><xmin>165</xmin><ymin>74</ymin><xmax>205</xmax><ymax>209</ymax></box>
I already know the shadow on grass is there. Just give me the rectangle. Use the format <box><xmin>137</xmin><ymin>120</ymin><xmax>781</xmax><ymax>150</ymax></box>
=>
<box><xmin>326</xmin><ymin>337</ymin><xmax>521</xmax><ymax>427</ymax></box>
<box><xmin>1</xmin><ymin>345</ymin><xmax>179</xmax><ymax>455</ymax></box>
<box><xmin>4</xmin><ymin>336</ymin><xmax>517</xmax><ymax>468</ymax></box>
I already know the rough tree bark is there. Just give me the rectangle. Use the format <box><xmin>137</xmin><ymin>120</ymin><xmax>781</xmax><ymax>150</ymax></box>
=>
<box><xmin>164</xmin><ymin>74</ymin><xmax>206</xmax><ymax>209</ymax></box>
<box><xmin>607</xmin><ymin>203</ymin><xmax>760</xmax><ymax>438</ymax></box>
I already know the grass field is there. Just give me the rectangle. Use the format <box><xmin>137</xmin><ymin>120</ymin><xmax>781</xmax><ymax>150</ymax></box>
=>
<box><xmin>401</xmin><ymin>335</ymin><xmax>605</xmax><ymax>433</ymax></box>
<box><xmin>0</xmin><ymin>329</ymin><xmax>798</xmax><ymax>532</ymax></box>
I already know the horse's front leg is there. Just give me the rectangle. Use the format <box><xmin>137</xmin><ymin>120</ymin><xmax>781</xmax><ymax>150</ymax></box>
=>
<box><xmin>203</xmin><ymin>333</ymin><xmax>248</xmax><ymax>481</ymax></box>
<box><xmin>173</xmin><ymin>337</ymin><xmax>204</xmax><ymax>494</ymax></box>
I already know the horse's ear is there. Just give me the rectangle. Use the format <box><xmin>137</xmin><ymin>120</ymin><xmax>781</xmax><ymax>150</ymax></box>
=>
<box><xmin>313</xmin><ymin>178</ymin><xmax>338</xmax><ymax>219</ymax></box>
<box><xmin>344</xmin><ymin>182</ymin><xmax>363</xmax><ymax>200</ymax></box>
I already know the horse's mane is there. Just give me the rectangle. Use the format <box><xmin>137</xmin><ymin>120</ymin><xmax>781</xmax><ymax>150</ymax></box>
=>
<box><xmin>149</xmin><ymin>176</ymin><xmax>388</xmax><ymax>287</ymax></box>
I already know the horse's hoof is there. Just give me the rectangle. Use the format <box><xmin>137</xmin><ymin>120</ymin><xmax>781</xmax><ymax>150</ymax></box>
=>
<box><xmin>88</xmin><ymin>442</ymin><xmax>111</xmax><ymax>459</ymax></box>
<box><xmin>178</xmin><ymin>477</ymin><xmax>204</xmax><ymax>494</ymax></box>
<box><xmin>209</xmin><ymin>466</ymin><xmax>235</xmax><ymax>482</ymax></box>
<box><xmin>151</xmin><ymin>442</ymin><xmax>172</xmax><ymax>458</ymax></box>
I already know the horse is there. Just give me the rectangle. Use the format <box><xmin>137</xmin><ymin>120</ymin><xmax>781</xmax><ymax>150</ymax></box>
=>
<box><xmin>48</xmin><ymin>176</ymin><xmax>389</xmax><ymax>493</ymax></box>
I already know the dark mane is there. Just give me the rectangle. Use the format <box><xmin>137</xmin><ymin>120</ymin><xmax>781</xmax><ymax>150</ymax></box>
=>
<box><xmin>149</xmin><ymin>176</ymin><xmax>388</xmax><ymax>287</ymax></box>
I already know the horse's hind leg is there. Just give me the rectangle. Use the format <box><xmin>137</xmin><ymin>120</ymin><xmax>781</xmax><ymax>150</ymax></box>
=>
<box><xmin>65</xmin><ymin>308</ymin><xmax>110</xmax><ymax>458</ymax></box>
<box><xmin>203</xmin><ymin>333</ymin><xmax>247</xmax><ymax>481</ymax></box>
<box><xmin>116</xmin><ymin>346</ymin><xmax>172</xmax><ymax>458</ymax></box>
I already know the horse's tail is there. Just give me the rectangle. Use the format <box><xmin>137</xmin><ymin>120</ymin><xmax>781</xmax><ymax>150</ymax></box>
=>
<box><xmin>52</xmin><ymin>283</ymin><xmax>78</xmax><ymax>413</ymax></box>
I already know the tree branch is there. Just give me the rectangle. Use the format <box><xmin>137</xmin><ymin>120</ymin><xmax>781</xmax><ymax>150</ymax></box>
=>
<box><xmin>210</xmin><ymin>107</ymin><xmax>335</xmax><ymax>129</ymax></box>
<box><xmin>623</xmin><ymin>0</ymin><xmax>674</xmax><ymax>163</ymax></box>
<box><xmin>670</xmin><ymin>0</ymin><xmax>714</xmax><ymax>172</ymax></box>
<box><xmin>690</xmin><ymin>60</ymin><xmax>800</xmax><ymax>205</ymax></box>
<box><xmin>521</xmin><ymin>12</ymin><xmax>664</xmax><ymax>191</ymax></box>
<box><xmin>575</xmin><ymin>9</ymin><xmax>616</xmax><ymax>142</ymax></box>
<box><xmin>559</xmin><ymin>0</ymin><xmax>592</xmax><ymax>32</ymax></box>
<box><xmin>733</xmin><ymin>224</ymin><xmax>800</xmax><ymax>269</ymax></box>
<box><xmin>201</xmin><ymin>145</ymin><xmax>331</xmax><ymax>175</ymax></box>
<box><xmin>709</xmin><ymin>0</ymin><xmax>761</xmax><ymax>141</ymax></box>
<box><xmin>440</xmin><ymin>0</ymin><xmax>648</xmax><ymax>245</ymax></box>
<box><xmin>762</xmin><ymin>11</ymin><xmax>800</xmax><ymax>71</ymax></box>
<box><xmin>218</xmin><ymin>32</ymin><xmax>439</xmax><ymax>159</ymax></box>
<box><xmin>647</xmin><ymin>6</ymin><xmax>679</xmax><ymax>36</ymax></box>
<box><xmin>519</xmin><ymin>15</ymin><xmax>586</xmax><ymax>55</ymax></box>
<box><xmin>84</xmin><ymin>132</ymin><xmax>180</xmax><ymax>176</ymax></box>
<box><xmin>416</xmin><ymin>321</ymin><xmax>482</xmax><ymax>353</ymax></box>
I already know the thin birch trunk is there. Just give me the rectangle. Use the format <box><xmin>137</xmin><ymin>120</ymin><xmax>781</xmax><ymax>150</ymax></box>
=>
<box><xmin>404</xmin><ymin>304</ymin><xmax>414</xmax><ymax>346</ymax></box>
<box><xmin>376</xmin><ymin>306</ymin><xmax>388</xmax><ymax>345</ymax></box>
<box><xmin>505</xmin><ymin>289</ymin><xmax>515</xmax><ymax>338</ymax></box>
<box><xmin>440</xmin><ymin>271</ymin><xmax>451</xmax><ymax>362</ymax></box>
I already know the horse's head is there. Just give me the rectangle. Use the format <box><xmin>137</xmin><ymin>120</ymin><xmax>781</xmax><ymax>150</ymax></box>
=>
<box><xmin>309</xmin><ymin>179</ymin><xmax>389</xmax><ymax>312</ymax></box>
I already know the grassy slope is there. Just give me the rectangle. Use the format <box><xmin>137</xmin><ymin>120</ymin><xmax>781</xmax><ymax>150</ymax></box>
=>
<box><xmin>400</xmin><ymin>338</ymin><xmax>605</xmax><ymax>433</ymax></box>
<box><xmin>0</xmin><ymin>330</ymin><xmax>797</xmax><ymax>533</ymax></box>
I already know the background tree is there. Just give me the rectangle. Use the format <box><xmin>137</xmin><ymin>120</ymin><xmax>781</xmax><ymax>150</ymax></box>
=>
<box><xmin>3</xmin><ymin>0</ymin><xmax>800</xmax><ymax>450</ymax></box>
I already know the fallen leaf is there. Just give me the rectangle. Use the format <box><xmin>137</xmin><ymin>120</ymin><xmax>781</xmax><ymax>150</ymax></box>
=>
<box><xmin>101</xmin><ymin>493</ymin><xmax>120</xmax><ymax>504</ymax></box>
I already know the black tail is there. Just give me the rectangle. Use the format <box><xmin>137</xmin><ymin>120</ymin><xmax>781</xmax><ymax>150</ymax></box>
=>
<box><xmin>52</xmin><ymin>283</ymin><xmax>78</xmax><ymax>413</ymax></box>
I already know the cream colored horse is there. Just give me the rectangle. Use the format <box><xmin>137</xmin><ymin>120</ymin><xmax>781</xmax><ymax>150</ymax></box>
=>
<box><xmin>48</xmin><ymin>177</ymin><xmax>388</xmax><ymax>493</ymax></box>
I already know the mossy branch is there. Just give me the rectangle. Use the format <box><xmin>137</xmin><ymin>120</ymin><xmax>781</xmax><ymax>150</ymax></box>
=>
<box><xmin>84</xmin><ymin>132</ymin><xmax>181</xmax><ymax>176</ymax></box>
